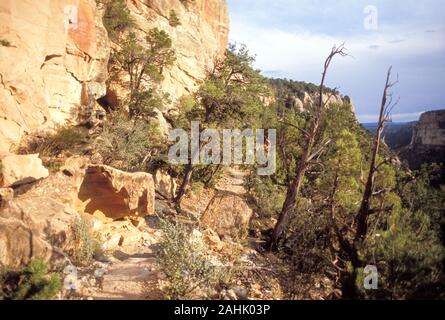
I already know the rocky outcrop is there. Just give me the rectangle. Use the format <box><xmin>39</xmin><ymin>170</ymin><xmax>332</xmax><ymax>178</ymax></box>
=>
<box><xmin>0</xmin><ymin>196</ymin><xmax>76</xmax><ymax>268</ymax></box>
<box><xmin>78</xmin><ymin>165</ymin><xmax>155</xmax><ymax>220</ymax></box>
<box><xmin>124</xmin><ymin>0</ymin><xmax>229</xmax><ymax>108</ymax></box>
<box><xmin>0</xmin><ymin>0</ymin><xmax>229</xmax><ymax>151</ymax></box>
<box><xmin>412</xmin><ymin>110</ymin><xmax>445</xmax><ymax>147</ymax></box>
<box><xmin>0</xmin><ymin>153</ymin><xmax>49</xmax><ymax>187</ymax></box>
<box><xmin>398</xmin><ymin>110</ymin><xmax>445</xmax><ymax>173</ymax></box>
<box><xmin>200</xmin><ymin>192</ymin><xmax>253</xmax><ymax>239</ymax></box>
<box><xmin>154</xmin><ymin>169</ymin><xmax>176</xmax><ymax>200</ymax></box>
<box><xmin>0</xmin><ymin>0</ymin><xmax>110</xmax><ymax>153</ymax></box>
<box><xmin>0</xmin><ymin>157</ymin><xmax>157</xmax><ymax>268</ymax></box>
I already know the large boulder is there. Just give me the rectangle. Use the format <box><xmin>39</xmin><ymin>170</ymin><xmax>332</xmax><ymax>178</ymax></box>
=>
<box><xmin>0</xmin><ymin>153</ymin><xmax>49</xmax><ymax>187</ymax></box>
<box><xmin>201</xmin><ymin>191</ymin><xmax>253</xmax><ymax>239</ymax></box>
<box><xmin>77</xmin><ymin>165</ymin><xmax>155</xmax><ymax>220</ymax></box>
<box><xmin>0</xmin><ymin>196</ymin><xmax>77</xmax><ymax>268</ymax></box>
<box><xmin>154</xmin><ymin>169</ymin><xmax>176</xmax><ymax>199</ymax></box>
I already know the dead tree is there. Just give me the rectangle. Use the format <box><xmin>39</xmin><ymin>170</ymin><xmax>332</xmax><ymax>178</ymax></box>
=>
<box><xmin>330</xmin><ymin>67</ymin><xmax>399</xmax><ymax>299</ymax></box>
<box><xmin>354</xmin><ymin>67</ymin><xmax>399</xmax><ymax>243</ymax></box>
<box><xmin>271</xmin><ymin>45</ymin><xmax>347</xmax><ymax>247</ymax></box>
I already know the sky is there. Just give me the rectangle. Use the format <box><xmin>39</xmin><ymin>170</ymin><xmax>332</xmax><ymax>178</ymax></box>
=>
<box><xmin>227</xmin><ymin>0</ymin><xmax>445</xmax><ymax>123</ymax></box>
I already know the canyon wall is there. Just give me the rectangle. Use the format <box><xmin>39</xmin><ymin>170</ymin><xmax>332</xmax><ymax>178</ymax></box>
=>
<box><xmin>0</xmin><ymin>0</ymin><xmax>230</xmax><ymax>152</ymax></box>
<box><xmin>125</xmin><ymin>0</ymin><xmax>230</xmax><ymax>109</ymax></box>
<box><xmin>0</xmin><ymin>0</ymin><xmax>110</xmax><ymax>153</ymax></box>
<box><xmin>399</xmin><ymin>109</ymin><xmax>445</xmax><ymax>172</ymax></box>
<box><xmin>412</xmin><ymin>110</ymin><xmax>445</xmax><ymax>147</ymax></box>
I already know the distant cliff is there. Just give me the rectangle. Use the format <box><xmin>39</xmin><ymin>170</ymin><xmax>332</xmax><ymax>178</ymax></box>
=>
<box><xmin>412</xmin><ymin>110</ymin><xmax>445</xmax><ymax>147</ymax></box>
<box><xmin>399</xmin><ymin>110</ymin><xmax>445</xmax><ymax>171</ymax></box>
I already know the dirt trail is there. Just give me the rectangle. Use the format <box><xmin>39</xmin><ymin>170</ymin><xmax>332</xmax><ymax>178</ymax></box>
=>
<box><xmin>215</xmin><ymin>166</ymin><xmax>249</xmax><ymax>195</ymax></box>
<box><xmin>84</xmin><ymin>167</ymin><xmax>251</xmax><ymax>300</ymax></box>
<box><xmin>87</xmin><ymin>250</ymin><xmax>163</xmax><ymax>300</ymax></box>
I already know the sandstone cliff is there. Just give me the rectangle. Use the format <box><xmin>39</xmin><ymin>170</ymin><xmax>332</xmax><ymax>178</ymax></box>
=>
<box><xmin>0</xmin><ymin>0</ymin><xmax>110</xmax><ymax>153</ymax></box>
<box><xmin>399</xmin><ymin>110</ymin><xmax>445</xmax><ymax>171</ymax></box>
<box><xmin>120</xmin><ymin>0</ymin><xmax>229</xmax><ymax>109</ymax></box>
<box><xmin>411</xmin><ymin>110</ymin><xmax>445</xmax><ymax>147</ymax></box>
<box><xmin>0</xmin><ymin>0</ymin><xmax>230</xmax><ymax>152</ymax></box>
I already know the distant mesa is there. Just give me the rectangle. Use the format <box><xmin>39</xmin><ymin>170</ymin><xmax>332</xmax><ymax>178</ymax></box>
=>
<box><xmin>363</xmin><ymin>109</ymin><xmax>445</xmax><ymax>176</ymax></box>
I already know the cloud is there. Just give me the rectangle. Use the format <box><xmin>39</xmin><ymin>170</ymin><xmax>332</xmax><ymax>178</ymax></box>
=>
<box><xmin>359</xmin><ymin>112</ymin><xmax>424</xmax><ymax>123</ymax></box>
<box><xmin>388</xmin><ymin>39</ymin><xmax>406</xmax><ymax>44</ymax></box>
<box><xmin>228</xmin><ymin>0</ymin><xmax>445</xmax><ymax>118</ymax></box>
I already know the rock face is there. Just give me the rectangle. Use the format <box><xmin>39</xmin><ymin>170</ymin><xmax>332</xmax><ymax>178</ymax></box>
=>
<box><xmin>0</xmin><ymin>0</ymin><xmax>110</xmax><ymax>153</ymax></box>
<box><xmin>0</xmin><ymin>196</ymin><xmax>76</xmax><ymax>268</ymax></box>
<box><xmin>0</xmin><ymin>158</ymin><xmax>157</xmax><ymax>268</ymax></box>
<box><xmin>154</xmin><ymin>170</ymin><xmax>176</xmax><ymax>199</ymax></box>
<box><xmin>77</xmin><ymin>165</ymin><xmax>155</xmax><ymax>220</ymax></box>
<box><xmin>0</xmin><ymin>153</ymin><xmax>49</xmax><ymax>187</ymax></box>
<box><xmin>126</xmin><ymin>0</ymin><xmax>229</xmax><ymax>107</ymax></box>
<box><xmin>201</xmin><ymin>192</ymin><xmax>253</xmax><ymax>239</ymax></box>
<box><xmin>198</xmin><ymin>168</ymin><xmax>253</xmax><ymax>239</ymax></box>
<box><xmin>412</xmin><ymin>110</ymin><xmax>445</xmax><ymax>147</ymax></box>
<box><xmin>398</xmin><ymin>110</ymin><xmax>445</xmax><ymax>173</ymax></box>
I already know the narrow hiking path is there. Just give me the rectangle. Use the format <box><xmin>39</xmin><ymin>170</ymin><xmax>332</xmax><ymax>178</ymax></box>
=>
<box><xmin>87</xmin><ymin>252</ymin><xmax>163</xmax><ymax>300</ymax></box>
<box><xmin>81</xmin><ymin>167</ymin><xmax>251</xmax><ymax>300</ymax></box>
<box><xmin>215</xmin><ymin>166</ymin><xmax>249</xmax><ymax>195</ymax></box>
<box><xmin>78</xmin><ymin>219</ymin><xmax>165</xmax><ymax>300</ymax></box>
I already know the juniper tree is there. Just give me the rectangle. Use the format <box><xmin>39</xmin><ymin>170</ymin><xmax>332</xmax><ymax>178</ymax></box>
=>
<box><xmin>173</xmin><ymin>44</ymin><xmax>268</xmax><ymax>208</ymax></box>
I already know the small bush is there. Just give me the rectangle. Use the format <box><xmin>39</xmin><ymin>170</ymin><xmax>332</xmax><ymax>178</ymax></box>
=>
<box><xmin>359</xmin><ymin>209</ymin><xmax>445</xmax><ymax>299</ymax></box>
<box><xmin>71</xmin><ymin>217</ymin><xmax>103</xmax><ymax>265</ymax></box>
<box><xmin>100</xmin><ymin>0</ymin><xmax>135</xmax><ymax>41</ymax></box>
<box><xmin>21</xmin><ymin>126</ymin><xmax>87</xmax><ymax>157</ymax></box>
<box><xmin>169</xmin><ymin>10</ymin><xmax>181</xmax><ymax>27</ymax></box>
<box><xmin>0</xmin><ymin>259</ymin><xmax>61</xmax><ymax>300</ymax></box>
<box><xmin>157</xmin><ymin>218</ymin><xmax>218</xmax><ymax>299</ymax></box>
<box><xmin>95</xmin><ymin>111</ymin><xmax>165</xmax><ymax>171</ymax></box>
<box><xmin>0</xmin><ymin>39</ymin><xmax>12</xmax><ymax>47</ymax></box>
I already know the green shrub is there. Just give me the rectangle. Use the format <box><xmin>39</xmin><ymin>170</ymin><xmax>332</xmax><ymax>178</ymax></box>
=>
<box><xmin>95</xmin><ymin>111</ymin><xmax>165</xmax><ymax>171</ymax></box>
<box><xmin>71</xmin><ymin>217</ymin><xmax>103</xmax><ymax>265</ymax></box>
<box><xmin>246</xmin><ymin>175</ymin><xmax>285</xmax><ymax>218</ymax></box>
<box><xmin>100</xmin><ymin>0</ymin><xmax>135</xmax><ymax>41</ymax></box>
<box><xmin>157</xmin><ymin>218</ymin><xmax>218</xmax><ymax>299</ymax></box>
<box><xmin>22</xmin><ymin>126</ymin><xmax>87</xmax><ymax>157</ymax></box>
<box><xmin>169</xmin><ymin>10</ymin><xmax>181</xmax><ymax>27</ymax></box>
<box><xmin>359</xmin><ymin>209</ymin><xmax>445</xmax><ymax>299</ymax></box>
<box><xmin>110</xmin><ymin>28</ymin><xmax>175</xmax><ymax>119</ymax></box>
<box><xmin>0</xmin><ymin>259</ymin><xmax>61</xmax><ymax>300</ymax></box>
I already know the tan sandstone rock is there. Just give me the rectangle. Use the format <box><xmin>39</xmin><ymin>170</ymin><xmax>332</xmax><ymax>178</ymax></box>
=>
<box><xmin>200</xmin><ymin>191</ymin><xmax>253</xmax><ymax>239</ymax></box>
<box><xmin>0</xmin><ymin>0</ymin><xmax>110</xmax><ymax>153</ymax></box>
<box><xmin>154</xmin><ymin>169</ymin><xmax>176</xmax><ymax>199</ymax></box>
<box><xmin>125</xmin><ymin>0</ymin><xmax>229</xmax><ymax>106</ymax></box>
<box><xmin>412</xmin><ymin>110</ymin><xmax>445</xmax><ymax>146</ymax></box>
<box><xmin>0</xmin><ymin>187</ymin><xmax>13</xmax><ymax>208</ymax></box>
<box><xmin>0</xmin><ymin>196</ymin><xmax>78</xmax><ymax>268</ymax></box>
<box><xmin>77</xmin><ymin>165</ymin><xmax>155</xmax><ymax>220</ymax></box>
<box><xmin>0</xmin><ymin>153</ymin><xmax>49</xmax><ymax>187</ymax></box>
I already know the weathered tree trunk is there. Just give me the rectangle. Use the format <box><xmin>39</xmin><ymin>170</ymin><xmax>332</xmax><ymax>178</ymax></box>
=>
<box><xmin>174</xmin><ymin>163</ymin><xmax>193</xmax><ymax>208</ymax></box>
<box><xmin>271</xmin><ymin>120</ymin><xmax>318</xmax><ymax>246</ymax></box>
<box><xmin>271</xmin><ymin>45</ymin><xmax>347</xmax><ymax>247</ymax></box>
<box><xmin>345</xmin><ymin>67</ymin><xmax>396</xmax><ymax>298</ymax></box>
<box><xmin>174</xmin><ymin>135</ymin><xmax>206</xmax><ymax>209</ymax></box>
<box><xmin>355</xmin><ymin>67</ymin><xmax>393</xmax><ymax>242</ymax></box>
